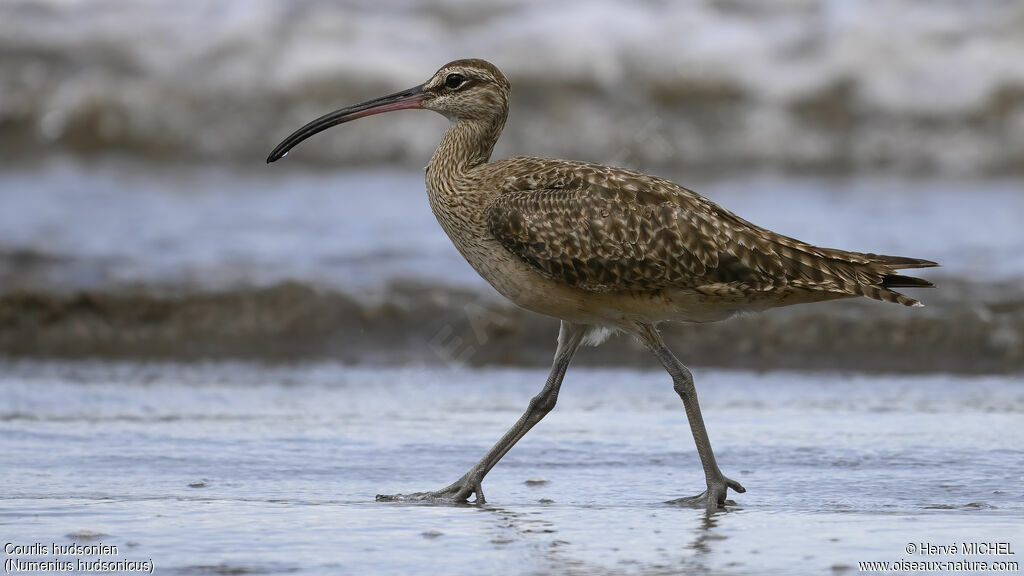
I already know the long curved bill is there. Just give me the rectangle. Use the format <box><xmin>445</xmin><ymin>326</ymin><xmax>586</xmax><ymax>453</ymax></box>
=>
<box><xmin>266</xmin><ymin>84</ymin><xmax>426</xmax><ymax>163</ymax></box>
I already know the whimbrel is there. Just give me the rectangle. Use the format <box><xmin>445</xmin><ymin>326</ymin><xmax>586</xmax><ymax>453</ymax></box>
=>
<box><xmin>267</xmin><ymin>59</ymin><xmax>936</xmax><ymax>511</ymax></box>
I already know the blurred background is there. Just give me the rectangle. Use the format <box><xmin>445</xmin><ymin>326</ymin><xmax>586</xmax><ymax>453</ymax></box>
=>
<box><xmin>3</xmin><ymin>4</ymin><xmax>1023</xmax><ymax>573</ymax></box>
<box><xmin>1</xmin><ymin>0</ymin><xmax>1022</xmax><ymax>372</ymax></box>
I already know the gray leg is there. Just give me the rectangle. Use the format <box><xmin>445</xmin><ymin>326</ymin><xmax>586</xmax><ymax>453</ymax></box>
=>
<box><xmin>377</xmin><ymin>321</ymin><xmax>586</xmax><ymax>504</ymax></box>
<box><xmin>634</xmin><ymin>324</ymin><xmax>744</xmax><ymax>512</ymax></box>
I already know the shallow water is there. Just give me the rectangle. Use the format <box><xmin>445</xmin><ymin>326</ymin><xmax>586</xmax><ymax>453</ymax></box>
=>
<box><xmin>2</xmin><ymin>361</ymin><xmax>1021</xmax><ymax>575</ymax></box>
<box><xmin>1</xmin><ymin>159</ymin><xmax>1020</xmax><ymax>294</ymax></box>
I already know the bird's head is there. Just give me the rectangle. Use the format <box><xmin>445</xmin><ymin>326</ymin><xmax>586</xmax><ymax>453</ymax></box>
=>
<box><xmin>267</xmin><ymin>58</ymin><xmax>510</xmax><ymax>163</ymax></box>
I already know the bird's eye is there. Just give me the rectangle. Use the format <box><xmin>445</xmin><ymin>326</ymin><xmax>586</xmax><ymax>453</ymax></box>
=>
<box><xmin>445</xmin><ymin>73</ymin><xmax>466</xmax><ymax>89</ymax></box>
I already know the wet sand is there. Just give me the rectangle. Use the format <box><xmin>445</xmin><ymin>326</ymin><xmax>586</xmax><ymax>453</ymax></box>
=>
<box><xmin>3</xmin><ymin>279</ymin><xmax>1023</xmax><ymax>374</ymax></box>
<box><xmin>2</xmin><ymin>360</ymin><xmax>1021</xmax><ymax>575</ymax></box>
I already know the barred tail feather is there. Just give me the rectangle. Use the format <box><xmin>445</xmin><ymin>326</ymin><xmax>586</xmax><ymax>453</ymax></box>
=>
<box><xmin>856</xmin><ymin>255</ymin><xmax>936</xmax><ymax>307</ymax></box>
<box><xmin>881</xmin><ymin>274</ymin><xmax>933</xmax><ymax>288</ymax></box>
<box><xmin>862</xmin><ymin>253</ymin><xmax>939</xmax><ymax>270</ymax></box>
<box><xmin>855</xmin><ymin>284</ymin><xmax>925</xmax><ymax>308</ymax></box>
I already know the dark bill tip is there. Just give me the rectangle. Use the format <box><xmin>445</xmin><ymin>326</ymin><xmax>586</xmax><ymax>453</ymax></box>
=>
<box><xmin>266</xmin><ymin>84</ymin><xmax>426</xmax><ymax>164</ymax></box>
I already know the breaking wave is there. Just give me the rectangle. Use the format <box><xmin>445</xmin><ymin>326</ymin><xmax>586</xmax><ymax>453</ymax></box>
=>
<box><xmin>1</xmin><ymin>0</ymin><xmax>1023</xmax><ymax>174</ymax></box>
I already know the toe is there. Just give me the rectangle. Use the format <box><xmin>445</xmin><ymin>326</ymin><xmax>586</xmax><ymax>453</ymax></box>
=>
<box><xmin>377</xmin><ymin>483</ymin><xmax>481</xmax><ymax>504</ymax></box>
<box><xmin>726</xmin><ymin>477</ymin><xmax>746</xmax><ymax>493</ymax></box>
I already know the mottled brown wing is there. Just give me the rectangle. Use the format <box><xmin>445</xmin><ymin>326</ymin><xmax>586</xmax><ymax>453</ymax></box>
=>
<box><xmin>484</xmin><ymin>158</ymin><xmax>788</xmax><ymax>293</ymax></box>
<box><xmin>484</xmin><ymin>157</ymin><xmax>936</xmax><ymax>306</ymax></box>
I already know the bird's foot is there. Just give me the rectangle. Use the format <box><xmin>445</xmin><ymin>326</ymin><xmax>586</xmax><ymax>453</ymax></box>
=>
<box><xmin>666</xmin><ymin>475</ymin><xmax>745</xmax><ymax>512</ymax></box>
<box><xmin>376</xmin><ymin>474</ymin><xmax>485</xmax><ymax>504</ymax></box>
